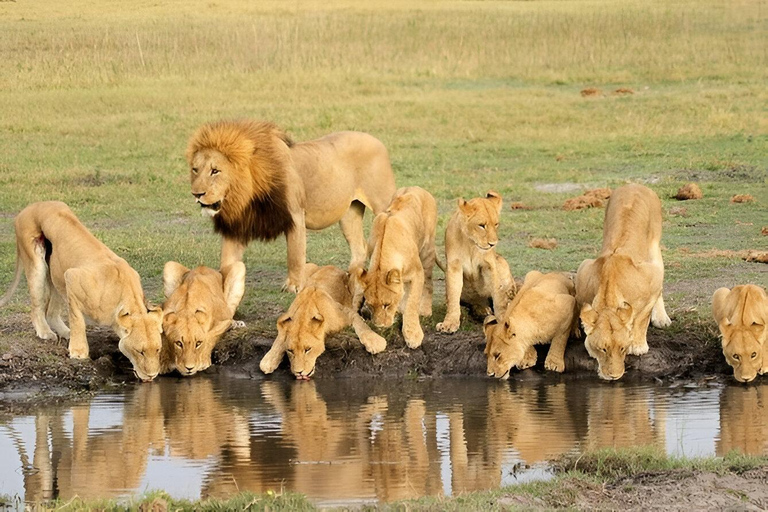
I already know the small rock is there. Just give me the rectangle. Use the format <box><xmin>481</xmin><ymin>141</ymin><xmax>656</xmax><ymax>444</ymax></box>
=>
<box><xmin>1</xmin><ymin>353</ymin><xmax>12</xmax><ymax>361</ymax></box>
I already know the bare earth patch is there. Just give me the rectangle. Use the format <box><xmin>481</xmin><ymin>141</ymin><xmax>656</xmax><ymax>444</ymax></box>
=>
<box><xmin>668</xmin><ymin>206</ymin><xmax>688</xmax><ymax>217</ymax></box>
<box><xmin>580</xmin><ymin>87</ymin><xmax>601</xmax><ymax>97</ymax></box>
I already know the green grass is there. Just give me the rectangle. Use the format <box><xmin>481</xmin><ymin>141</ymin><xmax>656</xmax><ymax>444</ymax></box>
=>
<box><xmin>0</xmin><ymin>0</ymin><xmax>766</xmax><ymax>338</ymax></box>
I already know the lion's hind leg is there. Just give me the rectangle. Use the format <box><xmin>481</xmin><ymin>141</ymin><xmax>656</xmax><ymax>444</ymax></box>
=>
<box><xmin>21</xmin><ymin>234</ymin><xmax>57</xmax><ymax>341</ymax></box>
<box><xmin>46</xmin><ymin>281</ymin><xmax>70</xmax><ymax>340</ymax></box>
<box><xmin>651</xmin><ymin>293</ymin><xmax>672</xmax><ymax>328</ymax></box>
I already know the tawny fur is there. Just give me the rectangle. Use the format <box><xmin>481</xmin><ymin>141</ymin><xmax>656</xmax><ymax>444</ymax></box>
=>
<box><xmin>259</xmin><ymin>264</ymin><xmax>386</xmax><ymax>378</ymax></box>
<box><xmin>484</xmin><ymin>271</ymin><xmax>578</xmax><ymax>379</ymax></box>
<box><xmin>0</xmin><ymin>201</ymin><xmax>163</xmax><ymax>381</ymax></box>
<box><xmin>575</xmin><ymin>184</ymin><xmax>671</xmax><ymax>381</ymax></box>
<box><xmin>712</xmin><ymin>284</ymin><xmax>768</xmax><ymax>383</ymax></box>
<box><xmin>187</xmin><ymin>119</ymin><xmax>397</xmax><ymax>293</ymax></box>
<box><xmin>354</xmin><ymin>187</ymin><xmax>439</xmax><ymax>349</ymax></box>
<box><xmin>437</xmin><ymin>191</ymin><xmax>516</xmax><ymax>334</ymax></box>
<box><xmin>161</xmin><ymin>262</ymin><xmax>246</xmax><ymax>376</ymax></box>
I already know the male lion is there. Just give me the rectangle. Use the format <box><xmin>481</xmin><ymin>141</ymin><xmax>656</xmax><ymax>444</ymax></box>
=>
<box><xmin>575</xmin><ymin>184</ymin><xmax>671</xmax><ymax>380</ymax></box>
<box><xmin>712</xmin><ymin>285</ymin><xmax>768</xmax><ymax>383</ymax></box>
<box><xmin>160</xmin><ymin>262</ymin><xmax>246</xmax><ymax>376</ymax></box>
<box><xmin>354</xmin><ymin>187</ymin><xmax>438</xmax><ymax>349</ymax></box>
<box><xmin>0</xmin><ymin>202</ymin><xmax>163</xmax><ymax>381</ymax></box>
<box><xmin>260</xmin><ymin>264</ymin><xmax>386</xmax><ymax>379</ymax></box>
<box><xmin>484</xmin><ymin>271</ymin><xmax>578</xmax><ymax>379</ymax></box>
<box><xmin>186</xmin><ymin>120</ymin><xmax>397</xmax><ymax>293</ymax></box>
<box><xmin>437</xmin><ymin>191</ymin><xmax>516</xmax><ymax>334</ymax></box>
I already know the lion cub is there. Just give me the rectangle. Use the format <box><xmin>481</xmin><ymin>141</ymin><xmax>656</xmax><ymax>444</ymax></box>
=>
<box><xmin>161</xmin><ymin>262</ymin><xmax>246</xmax><ymax>376</ymax></box>
<box><xmin>437</xmin><ymin>191</ymin><xmax>516</xmax><ymax>334</ymax></box>
<box><xmin>484</xmin><ymin>271</ymin><xmax>578</xmax><ymax>379</ymax></box>
<box><xmin>575</xmin><ymin>184</ymin><xmax>671</xmax><ymax>381</ymax></box>
<box><xmin>712</xmin><ymin>285</ymin><xmax>768</xmax><ymax>383</ymax></box>
<box><xmin>260</xmin><ymin>264</ymin><xmax>386</xmax><ymax>379</ymax></box>
<box><xmin>354</xmin><ymin>186</ymin><xmax>438</xmax><ymax>349</ymax></box>
<box><xmin>0</xmin><ymin>202</ymin><xmax>163</xmax><ymax>382</ymax></box>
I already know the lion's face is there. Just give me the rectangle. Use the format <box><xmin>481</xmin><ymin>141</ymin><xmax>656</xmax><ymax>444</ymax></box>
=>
<box><xmin>277</xmin><ymin>309</ymin><xmax>327</xmax><ymax>380</ymax></box>
<box><xmin>162</xmin><ymin>262</ymin><xmax>245</xmax><ymax>376</ymax></box>
<box><xmin>721</xmin><ymin>325</ymin><xmax>765</xmax><ymax>383</ymax></box>
<box><xmin>483</xmin><ymin>316</ymin><xmax>524</xmax><ymax>379</ymax></box>
<box><xmin>458</xmin><ymin>191</ymin><xmax>502</xmax><ymax>251</ymax></box>
<box><xmin>361</xmin><ymin>269</ymin><xmax>403</xmax><ymax>328</ymax></box>
<box><xmin>581</xmin><ymin>303</ymin><xmax>632</xmax><ymax>381</ymax></box>
<box><xmin>189</xmin><ymin>149</ymin><xmax>236</xmax><ymax>217</ymax></box>
<box><xmin>116</xmin><ymin>306</ymin><xmax>164</xmax><ymax>382</ymax></box>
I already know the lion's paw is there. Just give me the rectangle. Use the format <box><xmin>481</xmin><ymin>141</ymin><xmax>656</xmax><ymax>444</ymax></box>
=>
<box><xmin>403</xmin><ymin>324</ymin><xmax>424</xmax><ymax>349</ymax></box>
<box><xmin>628</xmin><ymin>341</ymin><xmax>649</xmax><ymax>356</ymax></box>
<box><xmin>259</xmin><ymin>355</ymin><xmax>281</xmax><ymax>374</ymax></box>
<box><xmin>68</xmin><ymin>347</ymin><xmax>89</xmax><ymax>360</ymax></box>
<box><xmin>544</xmin><ymin>357</ymin><xmax>565</xmax><ymax>373</ymax></box>
<box><xmin>361</xmin><ymin>332</ymin><xmax>387</xmax><ymax>354</ymax></box>
<box><xmin>436</xmin><ymin>320</ymin><xmax>459</xmax><ymax>334</ymax></box>
<box><xmin>230</xmin><ymin>320</ymin><xmax>246</xmax><ymax>329</ymax></box>
<box><xmin>651</xmin><ymin>311</ymin><xmax>672</xmax><ymax>328</ymax></box>
<box><xmin>36</xmin><ymin>327</ymin><xmax>58</xmax><ymax>341</ymax></box>
<box><xmin>419</xmin><ymin>302</ymin><xmax>433</xmax><ymax>317</ymax></box>
<box><xmin>281</xmin><ymin>278</ymin><xmax>300</xmax><ymax>294</ymax></box>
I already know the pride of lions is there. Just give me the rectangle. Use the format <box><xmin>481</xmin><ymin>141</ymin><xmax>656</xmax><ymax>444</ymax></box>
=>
<box><xmin>1</xmin><ymin>120</ymin><xmax>766</xmax><ymax>383</ymax></box>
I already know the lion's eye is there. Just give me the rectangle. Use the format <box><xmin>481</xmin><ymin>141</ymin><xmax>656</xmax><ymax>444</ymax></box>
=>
<box><xmin>139</xmin><ymin>350</ymin><xmax>145</xmax><ymax>356</ymax></box>
<box><xmin>733</xmin><ymin>354</ymin><xmax>740</xmax><ymax>360</ymax></box>
<box><xmin>601</xmin><ymin>348</ymin><xmax>607</xmax><ymax>354</ymax></box>
<box><xmin>175</xmin><ymin>341</ymin><xmax>183</xmax><ymax>349</ymax></box>
<box><xmin>286</xmin><ymin>349</ymin><xmax>294</xmax><ymax>355</ymax></box>
<box><xmin>304</xmin><ymin>347</ymin><xmax>311</xmax><ymax>354</ymax></box>
<box><xmin>191</xmin><ymin>168</ymin><xmax>198</xmax><ymax>174</ymax></box>
<box><xmin>479</xmin><ymin>224</ymin><xmax>486</xmax><ymax>230</ymax></box>
<box><xmin>210</xmin><ymin>168</ymin><xmax>220</xmax><ymax>175</ymax></box>
<box><xmin>383</xmin><ymin>303</ymin><xmax>390</xmax><ymax>309</ymax></box>
<box><xmin>495</xmin><ymin>223</ymin><xmax>499</xmax><ymax>228</ymax></box>
<box><xmin>493</xmin><ymin>352</ymin><xmax>500</xmax><ymax>361</ymax></box>
<box><xmin>196</xmin><ymin>341</ymin><xmax>203</xmax><ymax>349</ymax></box>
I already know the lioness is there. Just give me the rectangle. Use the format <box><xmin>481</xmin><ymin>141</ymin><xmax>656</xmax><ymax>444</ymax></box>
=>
<box><xmin>186</xmin><ymin>120</ymin><xmax>397</xmax><ymax>293</ymax></box>
<box><xmin>437</xmin><ymin>191</ymin><xmax>516</xmax><ymax>334</ymax></box>
<box><xmin>484</xmin><ymin>271</ymin><xmax>578</xmax><ymax>379</ymax></box>
<box><xmin>0</xmin><ymin>202</ymin><xmax>163</xmax><ymax>382</ymax></box>
<box><xmin>161</xmin><ymin>262</ymin><xmax>246</xmax><ymax>376</ymax></box>
<box><xmin>712</xmin><ymin>285</ymin><xmax>768</xmax><ymax>383</ymax></box>
<box><xmin>354</xmin><ymin>187</ymin><xmax>438</xmax><ymax>349</ymax></box>
<box><xmin>575</xmin><ymin>184</ymin><xmax>671</xmax><ymax>381</ymax></box>
<box><xmin>260</xmin><ymin>264</ymin><xmax>386</xmax><ymax>379</ymax></box>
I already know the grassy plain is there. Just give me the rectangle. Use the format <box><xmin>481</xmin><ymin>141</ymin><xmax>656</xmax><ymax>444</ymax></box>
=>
<box><xmin>0</xmin><ymin>0</ymin><xmax>766</xmax><ymax>343</ymax></box>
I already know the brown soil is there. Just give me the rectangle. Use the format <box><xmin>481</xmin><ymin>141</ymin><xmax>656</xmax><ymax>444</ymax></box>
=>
<box><xmin>761</xmin><ymin>226</ymin><xmax>767</xmax><ymax>236</ymax></box>
<box><xmin>504</xmin><ymin>467</ymin><xmax>768</xmax><ymax>510</ymax></box>
<box><xmin>673</xmin><ymin>183</ymin><xmax>703</xmax><ymax>200</ymax></box>
<box><xmin>562</xmin><ymin>188</ymin><xmax>612</xmax><ymax>211</ymax></box>
<box><xmin>613</xmin><ymin>87</ymin><xmax>635</xmax><ymax>95</ymax></box>
<box><xmin>731</xmin><ymin>194</ymin><xmax>755</xmax><ymax>203</ymax></box>
<box><xmin>580</xmin><ymin>87</ymin><xmax>601</xmax><ymax>97</ymax></box>
<box><xmin>528</xmin><ymin>237</ymin><xmax>558</xmax><ymax>250</ymax></box>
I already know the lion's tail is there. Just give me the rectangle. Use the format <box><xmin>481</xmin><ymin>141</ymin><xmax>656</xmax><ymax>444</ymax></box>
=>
<box><xmin>0</xmin><ymin>246</ymin><xmax>22</xmax><ymax>308</ymax></box>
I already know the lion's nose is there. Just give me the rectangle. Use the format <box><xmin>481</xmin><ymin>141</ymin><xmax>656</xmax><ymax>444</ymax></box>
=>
<box><xmin>192</xmin><ymin>192</ymin><xmax>205</xmax><ymax>199</ymax></box>
<box><xmin>488</xmin><ymin>241</ymin><xmax>497</xmax><ymax>247</ymax></box>
<box><xmin>185</xmin><ymin>365</ymin><xmax>195</xmax><ymax>372</ymax></box>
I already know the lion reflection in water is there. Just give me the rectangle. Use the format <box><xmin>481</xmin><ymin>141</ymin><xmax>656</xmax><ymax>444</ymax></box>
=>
<box><xmin>717</xmin><ymin>385</ymin><xmax>768</xmax><ymax>456</ymax></box>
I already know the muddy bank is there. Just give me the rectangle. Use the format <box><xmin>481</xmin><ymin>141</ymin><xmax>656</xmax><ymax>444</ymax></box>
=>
<box><xmin>0</xmin><ymin>309</ymin><xmax>731</xmax><ymax>403</ymax></box>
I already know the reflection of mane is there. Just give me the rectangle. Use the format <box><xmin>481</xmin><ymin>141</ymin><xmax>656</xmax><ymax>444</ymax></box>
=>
<box><xmin>717</xmin><ymin>385</ymin><xmax>768</xmax><ymax>456</ymax></box>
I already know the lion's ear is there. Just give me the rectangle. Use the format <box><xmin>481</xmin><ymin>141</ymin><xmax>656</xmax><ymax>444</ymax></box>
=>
<box><xmin>386</xmin><ymin>269</ymin><xmax>401</xmax><ymax>285</ymax></box>
<box><xmin>312</xmin><ymin>313</ymin><xmax>324</xmax><ymax>325</ymax></box>
<box><xmin>483</xmin><ymin>315</ymin><xmax>498</xmax><ymax>337</ymax></box>
<box><xmin>457</xmin><ymin>198</ymin><xmax>471</xmax><ymax>215</ymax></box>
<box><xmin>221</xmin><ymin>262</ymin><xmax>246</xmax><ymax>316</ymax></box>
<box><xmin>195</xmin><ymin>308</ymin><xmax>210</xmax><ymax>326</ymax></box>
<box><xmin>277</xmin><ymin>314</ymin><xmax>292</xmax><ymax>329</ymax></box>
<box><xmin>486</xmin><ymin>190</ymin><xmax>503</xmax><ymax>213</ymax></box>
<box><xmin>163</xmin><ymin>261</ymin><xmax>190</xmax><ymax>298</ymax></box>
<box><xmin>617</xmin><ymin>302</ymin><xmax>633</xmax><ymax>325</ymax></box>
<box><xmin>580</xmin><ymin>304</ymin><xmax>597</xmax><ymax>335</ymax></box>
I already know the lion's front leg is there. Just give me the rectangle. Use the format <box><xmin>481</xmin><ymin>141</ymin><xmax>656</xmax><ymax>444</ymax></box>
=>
<box><xmin>221</xmin><ymin>238</ymin><xmax>247</xmax><ymax>270</ymax></box>
<box><xmin>260</xmin><ymin>330</ymin><xmax>288</xmax><ymax>374</ymax></box>
<box><xmin>284</xmin><ymin>212</ymin><xmax>307</xmax><ymax>293</ymax></box>
<box><xmin>63</xmin><ymin>269</ymin><xmax>89</xmax><ymax>360</ymax></box>
<box><xmin>351</xmin><ymin>315</ymin><xmax>387</xmax><ymax>354</ymax></box>
<box><xmin>437</xmin><ymin>260</ymin><xmax>463</xmax><ymax>334</ymax></box>
<box><xmin>402</xmin><ymin>271</ymin><xmax>425</xmax><ymax>349</ymax></box>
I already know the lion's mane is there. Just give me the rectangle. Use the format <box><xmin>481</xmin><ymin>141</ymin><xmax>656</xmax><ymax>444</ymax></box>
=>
<box><xmin>186</xmin><ymin>120</ymin><xmax>296</xmax><ymax>243</ymax></box>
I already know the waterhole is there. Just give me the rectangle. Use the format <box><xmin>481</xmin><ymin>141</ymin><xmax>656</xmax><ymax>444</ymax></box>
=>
<box><xmin>0</xmin><ymin>376</ymin><xmax>765</xmax><ymax>505</ymax></box>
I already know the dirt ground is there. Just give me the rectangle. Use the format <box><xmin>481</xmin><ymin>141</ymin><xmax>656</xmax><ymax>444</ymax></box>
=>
<box><xmin>507</xmin><ymin>467</ymin><xmax>768</xmax><ymax>511</ymax></box>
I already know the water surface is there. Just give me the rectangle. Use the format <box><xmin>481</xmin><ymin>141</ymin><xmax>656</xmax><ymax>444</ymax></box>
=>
<box><xmin>0</xmin><ymin>376</ymin><xmax>765</xmax><ymax>505</ymax></box>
